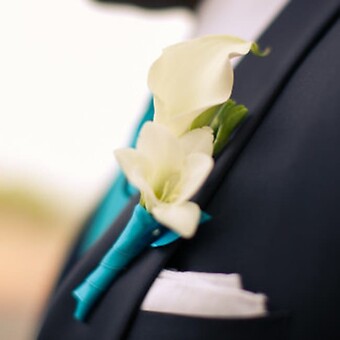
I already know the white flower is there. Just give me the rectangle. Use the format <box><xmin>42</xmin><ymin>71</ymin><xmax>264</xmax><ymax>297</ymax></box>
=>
<box><xmin>114</xmin><ymin>122</ymin><xmax>214</xmax><ymax>238</ymax></box>
<box><xmin>148</xmin><ymin>35</ymin><xmax>252</xmax><ymax>136</ymax></box>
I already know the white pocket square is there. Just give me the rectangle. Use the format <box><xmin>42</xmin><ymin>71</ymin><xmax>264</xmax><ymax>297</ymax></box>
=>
<box><xmin>141</xmin><ymin>270</ymin><xmax>267</xmax><ymax>319</ymax></box>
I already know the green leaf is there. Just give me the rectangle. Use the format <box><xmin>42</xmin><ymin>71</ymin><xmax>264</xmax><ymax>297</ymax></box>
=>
<box><xmin>251</xmin><ymin>42</ymin><xmax>271</xmax><ymax>57</ymax></box>
<box><xmin>209</xmin><ymin>99</ymin><xmax>236</xmax><ymax>132</ymax></box>
<box><xmin>190</xmin><ymin>99</ymin><xmax>249</xmax><ymax>156</ymax></box>
<box><xmin>190</xmin><ymin>104</ymin><xmax>222</xmax><ymax>130</ymax></box>
<box><xmin>213</xmin><ymin>103</ymin><xmax>248</xmax><ymax>155</ymax></box>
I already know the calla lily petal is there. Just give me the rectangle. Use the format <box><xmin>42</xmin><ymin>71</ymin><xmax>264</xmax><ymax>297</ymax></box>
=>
<box><xmin>148</xmin><ymin>35</ymin><xmax>252</xmax><ymax>135</ymax></box>
<box><xmin>152</xmin><ymin>201</ymin><xmax>201</xmax><ymax>238</ymax></box>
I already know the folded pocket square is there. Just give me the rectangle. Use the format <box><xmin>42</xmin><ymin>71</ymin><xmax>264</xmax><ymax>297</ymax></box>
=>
<box><xmin>141</xmin><ymin>270</ymin><xmax>267</xmax><ymax>318</ymax></box>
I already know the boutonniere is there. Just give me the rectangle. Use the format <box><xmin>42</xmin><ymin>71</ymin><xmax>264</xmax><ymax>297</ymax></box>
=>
<box><xmin>72</xmin><ymin>35</ymin><xmax>268</xmax><ymax>321</ymax></box>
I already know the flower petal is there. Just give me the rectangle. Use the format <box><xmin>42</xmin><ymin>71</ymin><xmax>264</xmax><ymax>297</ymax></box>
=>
<box><xmin>152</xmin><ymin>201</ymin><xmax>201</xmax><ymax>238</ymax></box>
<box><xmin>136</xmin><ymin>122</ymin><xmax>184</xmax><ymax>173</ymax></box>
<box><xmin>148</xmin><ymin>35</ymin><xmax>252</xmax><ymax>135</ymax></box>
<box><xmin>114</xmin><ymin>148</ymin><xmax>158</xmax><ymax>208</ymax></box>
<box><xmin>176</xmin><ymin>153</ymin><xmax>214</xmax><ymax>203</ymax></box>
<box><xmin>180</xmin><ymin>127</ymin><xmax>214</xmax><ymax>156</ymax></box>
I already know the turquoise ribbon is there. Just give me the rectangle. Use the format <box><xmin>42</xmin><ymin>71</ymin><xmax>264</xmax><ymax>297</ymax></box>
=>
<box><xmin>78</xmin><ymin>98</ymin><xmax>155</xmax><ymax>255</ymax></box>
<box><xmin>150</xmin><ymin>212</ymin><xmax>211</xmax><ymax>247</ymax></box>
<box><xmin>73</xmin><ymin>205</ymin><xmax>163</xmax><ymax>321</ymax></box>
<box><xmin>72</xmin><ymin>205</ymin><xmax>211</xmax><ymax>321</ymax></box>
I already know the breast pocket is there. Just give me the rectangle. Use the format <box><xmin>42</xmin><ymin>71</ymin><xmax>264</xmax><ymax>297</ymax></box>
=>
<box><xmin>126</xmin><ymin>310</ymin><xmax>291</xmax><ymax>340</ymax></box>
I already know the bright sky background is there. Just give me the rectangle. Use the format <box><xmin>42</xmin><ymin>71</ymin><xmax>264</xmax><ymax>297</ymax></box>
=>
<box><xmin>0</xmin><ymin>0</ymin><xmax>193</xmax><ymax>212</ymax></box>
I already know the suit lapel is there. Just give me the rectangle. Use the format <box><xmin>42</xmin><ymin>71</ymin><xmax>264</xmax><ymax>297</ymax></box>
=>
<box><xmin>199</xmin><ymin>0</ymin><xmax>340</xmax><ymax>207</ymax></box>
<box><xmin>39</xmin><ymin>1</ymin><xmax>340</xmax><ymax>339</ymax></box>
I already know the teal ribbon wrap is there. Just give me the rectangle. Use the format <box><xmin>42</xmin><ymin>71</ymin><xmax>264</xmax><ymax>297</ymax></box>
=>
<box><xmin>72</xmin><ymin>204</ymin><xmax>210</xmax><ymax>321</ymax></box>
<box><xmin>78</xmin><ymin>98</ymin><xmax>155</xmax><ymax>255</ymax></box>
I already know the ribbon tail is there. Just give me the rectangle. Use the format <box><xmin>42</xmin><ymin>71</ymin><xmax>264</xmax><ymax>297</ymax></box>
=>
<box><xmin>151</xmin><ymin>211</ymin><xmax>211</xmax><ymax>247</ymax></box>
<box><xmin>72</xmin><ymin>204</ymin><xmax>160</xmax><ymax>321</ymax></box>
<box><xmin>73</xmin><ymin>265</ymin><xmax>116</xmax><ymax>320</ymax></box>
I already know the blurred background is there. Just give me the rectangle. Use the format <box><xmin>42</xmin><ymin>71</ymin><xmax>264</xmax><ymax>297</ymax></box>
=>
<box><xmin>0</xmin><ymin>1</ymin><xmax>193</xmax><ymax>338</ymax></box>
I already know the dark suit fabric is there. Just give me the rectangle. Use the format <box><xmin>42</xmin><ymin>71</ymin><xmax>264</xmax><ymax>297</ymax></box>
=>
<box><xmin>37</xmin><ymin>0</ymin><xmax>340</xmax><ymax>339</ymax></box>
<box><xmin>94</xmin><ymin>0</ymin><xmax>199</xmax><ymax>10</ymax></box>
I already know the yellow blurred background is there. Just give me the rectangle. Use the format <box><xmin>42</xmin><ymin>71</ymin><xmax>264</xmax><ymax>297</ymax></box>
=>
<box><xmin>0</xmin><ymin>1</ymin><xmax>192</xmax><ymax>338</ymax></box>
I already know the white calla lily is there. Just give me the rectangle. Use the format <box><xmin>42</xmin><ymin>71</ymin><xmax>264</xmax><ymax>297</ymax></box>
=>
<box><xmin>148</xmin><ymin>35</ymin><xmax>252</xmax><ymax>136</ymax></box>
<box><xmin>115</xmin><ymin>122</ymin><xmax>214</xmax><ymax>238</ymax></box>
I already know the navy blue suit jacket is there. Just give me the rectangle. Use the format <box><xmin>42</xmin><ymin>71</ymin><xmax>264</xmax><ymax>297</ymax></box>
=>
<box><xmin>38</xmin><ymin>1</ymin><xmax>340</xmax><ymax>339</ymax></box>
